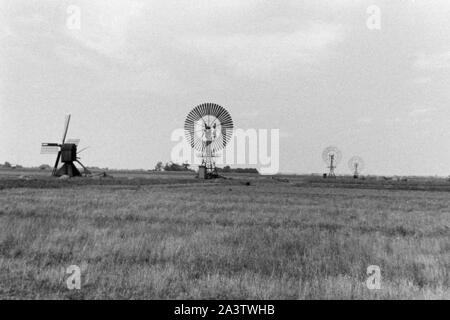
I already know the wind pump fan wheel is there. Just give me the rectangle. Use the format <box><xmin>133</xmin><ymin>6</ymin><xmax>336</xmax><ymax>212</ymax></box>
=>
<box><xmin>184</xmin><ymin>103</ymin><xmax>234</xmax><ymax>179</ymax></box>
<box><xmin>184</xmin><ymin>103</ymin><xmax>234</xmax><ymax>153</ymax></box>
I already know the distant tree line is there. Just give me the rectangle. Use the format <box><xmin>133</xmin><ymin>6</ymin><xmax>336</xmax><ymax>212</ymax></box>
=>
<box><xmin>153</xmin><ymin>162</ymin><xmax>258</xmax><ymax>173</ymax></box>
<box><xmin>217</xmin><ymin>166</ymin><xmax>259</xmax><ymax>174</ymax></box>
<box><xmin>154</xmin><ymin>161</ymin><xmax>194</xmax><ymax>172</ymax></box>
<box><xmin>0</xmin><ymin>162</ymin><xmax>23</xmax><ymax>169</ymax></box>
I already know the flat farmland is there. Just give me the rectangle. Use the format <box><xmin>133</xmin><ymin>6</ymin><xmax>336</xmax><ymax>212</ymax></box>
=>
<box><xmin>0</xmin><ymin>172</ymin><xmax>449</xmax><ymax>299</ymax></box>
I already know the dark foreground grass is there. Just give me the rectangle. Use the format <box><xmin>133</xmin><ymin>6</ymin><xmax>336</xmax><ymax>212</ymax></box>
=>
<box><xmin>0</xmin><ymin>176</ymin><xmax>449</xmax><ymax>299</ymax></box>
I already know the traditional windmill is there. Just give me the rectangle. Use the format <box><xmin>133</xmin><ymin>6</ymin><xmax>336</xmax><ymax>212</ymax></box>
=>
<box><xmin>40</xmin><ymin>115</ymin><xmax>90</xmax><ymax>177</ymax></box>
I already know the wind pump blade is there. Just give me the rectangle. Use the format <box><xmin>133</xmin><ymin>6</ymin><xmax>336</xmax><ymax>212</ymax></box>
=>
<box><xmin>61</xmin><ymin>114</ymin><xmax>71</xmax><ymax>144</ymax></box>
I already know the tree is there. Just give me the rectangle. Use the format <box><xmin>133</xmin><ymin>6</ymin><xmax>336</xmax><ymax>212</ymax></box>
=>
<box><xmin>3</xmin><ymin>161</ymin><xmax>11</xmax><ymax>168</ymax></box>
<box><xmin>164</xmin><ymin>162</ymin><xmax>194</xmax><ymax>172</ymax></box>
<box><xmin>182</xmin><ymin>162</ymin><xmax>190</xmax><ymax>170</ymax></box>
<box><xmin>154</xmin><ymin>161</ymin><xmax>164</xmax><ymax>171</ymax></box>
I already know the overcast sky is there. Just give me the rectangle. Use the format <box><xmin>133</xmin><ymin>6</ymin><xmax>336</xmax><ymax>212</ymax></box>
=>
<box><xmin>1</xmin><ymin>0</ymin><xmax>449</xmax><ymax>175</ymax></box>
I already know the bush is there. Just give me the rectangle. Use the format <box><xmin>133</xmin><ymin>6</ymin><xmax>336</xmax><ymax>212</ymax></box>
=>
<box><xmin>164</xmin><ymin>162</ymin><xmax>194</xmax><ymax>172</ymax></box>
<box><xmin>39</xmin><ymin>164</ymin><xmax>52</xmax><ymax>170</ymax></box>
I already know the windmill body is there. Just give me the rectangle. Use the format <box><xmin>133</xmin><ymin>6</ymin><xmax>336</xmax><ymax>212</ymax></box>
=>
<box><xmin>56</xmin><ymin>143</ymin><xmax>81</xmax><ymax>177</ymax></box>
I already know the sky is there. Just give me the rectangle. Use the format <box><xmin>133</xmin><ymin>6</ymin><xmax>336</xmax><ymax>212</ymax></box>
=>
<box><xmin>0</xmin><ymin>0</ymin><xmax>449</xmax><ymax>175</ymax></box>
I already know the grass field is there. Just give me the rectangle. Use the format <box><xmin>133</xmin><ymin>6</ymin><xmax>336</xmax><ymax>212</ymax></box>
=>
<box><xmin>0</xmin><ymin>170</ymin><xmax>449</xmax><ymax>299</ymax></box>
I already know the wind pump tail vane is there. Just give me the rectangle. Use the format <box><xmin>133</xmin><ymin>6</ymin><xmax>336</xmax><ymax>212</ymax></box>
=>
<box><xmin>41</xmin><ymin>114</ymin><xmax>90</xmax><ymax>177</ymax></box>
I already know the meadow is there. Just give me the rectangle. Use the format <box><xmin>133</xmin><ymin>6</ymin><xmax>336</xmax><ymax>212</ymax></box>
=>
<box><xmin>0</xmin><ymin>170</ymin><xmax>449</xmax><ymax>299</ymax></box>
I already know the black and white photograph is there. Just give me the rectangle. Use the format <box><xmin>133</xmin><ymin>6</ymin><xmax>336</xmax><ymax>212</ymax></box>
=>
<box><xmin>0</xmin><ymin>0</ymin><xmax>449</xmax><ymax>308</ymax></box>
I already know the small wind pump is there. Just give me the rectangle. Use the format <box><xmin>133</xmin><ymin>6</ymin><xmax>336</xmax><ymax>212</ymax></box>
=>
<box><xmin>322</xmin><ymin>146</ymin><xmax>342</xmax><ymax>178</ymax></box>
<box><xmin>41</xmin><ymin>114</ymin><xmax>90</xmax><ymax>177</ymax></box>
<box><xmin>348</xmin><ymin>156</ymin><xmax>365</xmax><ymax>179</ymax></box>
<box><xmin>184</xmin><ymin>103</ymin><xmax>234</xmax><ymax>179</ymax></box>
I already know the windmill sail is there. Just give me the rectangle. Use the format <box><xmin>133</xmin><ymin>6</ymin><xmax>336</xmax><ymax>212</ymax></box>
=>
<box><xmin>61</xmin><ymin>114</ymin><xmax>71</xmax><ymax>144</ymax></box>
<box><xmin>40</xmin><ymin>143</ymin><xmax>60</xmax><ymax>154</ymax></box>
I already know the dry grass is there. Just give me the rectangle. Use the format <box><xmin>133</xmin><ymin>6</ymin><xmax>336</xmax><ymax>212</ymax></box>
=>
<box><xmin>0</xmin><ymin>173</ymin><xmax>449</xmax><ymax>299</ymax></box>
